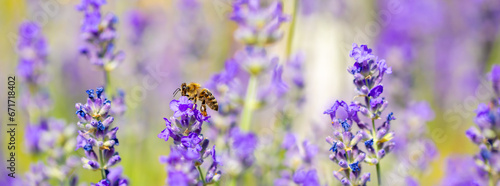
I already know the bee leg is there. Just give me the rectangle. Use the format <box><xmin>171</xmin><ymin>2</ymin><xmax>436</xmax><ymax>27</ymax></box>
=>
<box><xmin>201</xmin><ymin>99</ymin><xmax>207</xmax><ymax>116</ymax></box>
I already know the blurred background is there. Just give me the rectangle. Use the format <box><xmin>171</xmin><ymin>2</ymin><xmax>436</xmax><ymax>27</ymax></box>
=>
<box><xmin>1</xmin><ymin>0</ymin><xmax>500</xmax><ymax>185</ymax></box>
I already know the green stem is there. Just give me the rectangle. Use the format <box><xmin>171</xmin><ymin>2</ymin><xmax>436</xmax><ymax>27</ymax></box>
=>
<box><xmin>285</xmin><ymin>0</ymin><xmax>299</xmax><ymax>58</ymax></box>
<box><xmin>228</xmin><ymin>177</ymin><xmax>237</xmax><ymax>186</ymax></box>
<box><xmin>376</xmin><ymin>163</ymin><xmax>382</xmax><ymax>186</ymax></box>
<box><xmin>197</xmin><ymin>166</ymin><xmax>206</xmax><ymax>185</ymax></box>
<box><xmin>104</xmin><ymin>70</ymin><xmax>112</xmax><ymax>96</ymax></box>
<box><xmin>99</xmin><ymin>149</ymin><xmax>106</xmax><ymax>180</ymax></box>
<box><xmin>488</xmin><ymin>160</ymin><xmax>495</xmax><ymax>186</ymax></box>
<box><xmin>240</xmin><ymin>75</ymin><xmax>258</xmax><ymax>131</ymax></box>
<box><xmin>489</xmin><ymin>172</ymin><xmax>494</xmax><ymax>186</ymax></box>
<box><xmin>372</xmin><ymin>118</ymin><xmax>381</xmax><ymax>186</ymax></box>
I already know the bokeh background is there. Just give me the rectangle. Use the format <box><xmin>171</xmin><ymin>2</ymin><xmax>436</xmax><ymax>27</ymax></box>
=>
<box><xmin>1</xmin><ymin>0</ymin><xmax>500</xmax><ymax>185</ymax></box>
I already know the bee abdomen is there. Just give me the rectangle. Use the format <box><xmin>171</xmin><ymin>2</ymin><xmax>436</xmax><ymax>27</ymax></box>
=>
<box><xmin>208</xmin><ymin>102</ymin><xmax>218</xmax><ymax>111</ymax></box>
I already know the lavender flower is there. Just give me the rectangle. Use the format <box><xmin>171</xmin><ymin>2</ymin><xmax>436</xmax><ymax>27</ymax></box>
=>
<box><xmin>109</xmin><ymin>89</ymin><xmax>126</xmax><ymax>116</ymax></box>
<box><xmin>275</xmin><ymin>133</ymin><xmax>320</xmax><ymax>185</ymax></box>
<box><xmin>325</xmin><ymin>110</ymin><xmax>371</xmax><ymax>185</ymax></box>
<box><xmin>325</xmin><ymin>44</ymin><xmax>395</xmax><ymax>186</ymax></box>
<box><xmin>200</xmin><ymin>1</ymin><xmax>290</xmax><ymax>184</ymax></box>
<box><xmin>158</xmin><ymin>96</ymin><xmax>221</xmax><ymax>185</ymax></box>
<box><xmin>293</xmin><ymin>168</ymin><xmax>320</xmax><ymax>186</ymax></box>
<box><xmin>127</xmin><ymin>10</ymin><xmax>149</xmax><ymax>45</ymax></box>
<box><xmin>230</xmin><ymin>127</ymin><xmax>258</xmax><ymax>167</ymax></box>
<box><xmin>16</xmin><ymin>21</ymin><xmax>80</xmax><ymax>184</ymax></box>
<box><xmin>465</xmin><ymin>64</ymin><xmax>500</xmax><ymax>185</ymax></box>
<box><xmin>231</xmin><ymin>0</ymin><xmax>289</xmax><ymax>46</ymax></box>
<box><xmin>20</xmin><ymin>120</ymin><xmax>80</xmax><ymax>185</ymax></box>
<box><xmin>75</xmin><ymin>87</ymin><xmax>127</xmax><ymax>184</ymax></box>
<box><xmin>17</xmin><ymin>21</ymin><xmax>48</xmax><ymax>84</ymax></box>
<box><xmin>281</xmin><ymin>133</ymin><xmax>318</xmax><ymax>168</ymax></box>
<box><xmin>441</xmin><ymin>156</ymin><xmax>486</xmax><ymax>186</ymax></box>
<box><xmin>383</xmin><ymin>101</ymin><xmax>437</xmax><ymax>185</ymax></box>
<box><xmin>16</xmin><ymin>21</ymin><xmax>53</xmax><ymax>122</ymax></box>
<box><xmin>77</xmin><ymin>0</ymin><xmax>124</xmax><ymax>71</ymax></box>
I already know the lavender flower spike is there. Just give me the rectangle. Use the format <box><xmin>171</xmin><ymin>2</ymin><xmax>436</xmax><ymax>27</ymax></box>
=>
<box><xmin>325</xmin><ymin>44</ymin><xmax>395</xmax><ymax>186</ymax></box>
<box><xmin>17</xmin><ymin>21</ymin><xmax>48</xmax><ymax>85</ymax></box>
<box><xmin>158</xmin><ymin>96</ymin><xmax>221</xmax><ymax>185</ymax></box>
<box><xmin>231</xmin><ymin>0</ymin><xmax>289</xmax><ymax>46</ymax></box>
<box><xmin>75</xmin><ymin>87</ymin><xmax>128</xmax><ymax>184</ymax></box>
<box><xmin>325</xmin><ymin>102</ymin><xmax>371</xmax><ymax>186</ymax></box>
<box><xmin>464</xmin><ymin>64</ymin><xmax>500</xmax><ymax>185</ymax></box>
<box><xmin>77</xmin><ymin>0</ymin><xmax>124</xmax><ymax>71</ymax></box>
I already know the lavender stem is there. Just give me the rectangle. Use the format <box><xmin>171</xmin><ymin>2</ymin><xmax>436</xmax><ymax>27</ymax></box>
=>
<box><xmin>99</xmin><ymin>149</ymin><xmax>106</xmax><ymax>180</ymax></box>
<box><xmin>285</xmin><ymin>0</ymin><xmax>298</xmax><ymax>58</ymax></box>
<box><xmin>371</xmin><ymin>118</ymin><xmax>382</xmax><ymax>186</ymax></box>
<box><xmin>197</xmin><ymin>166</ymin><xmax>206</xmax><ymax>185</ymax></box>
<box><xmin>104</xmin><ymin>70</ymin><xmax>112</xmax><ymax>96</ymax></box>
<box><xmin>240</xmin><ymin>75</ymin><xmax>258</xmax><ymax>131</ymax></box>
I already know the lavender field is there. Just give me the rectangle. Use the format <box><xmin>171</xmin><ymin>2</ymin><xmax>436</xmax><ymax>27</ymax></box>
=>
<box><xmin>1</xmin><ymin>0</ymin><xmax>500</xmax><ymax>185</ymax></box>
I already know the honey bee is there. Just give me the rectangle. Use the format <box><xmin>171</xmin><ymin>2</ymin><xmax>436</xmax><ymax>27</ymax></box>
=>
<box><xmin>173</xmin><ymin>82</ymin><xmax>218</xmax><ymax>116</ymax></box>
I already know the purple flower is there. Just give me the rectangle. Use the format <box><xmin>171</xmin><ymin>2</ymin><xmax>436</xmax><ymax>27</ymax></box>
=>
<box><xmin>159</xmin><ymin>95</ymin><xmax>222</xmax><ymax>185</ymax></box>
<box><xmin>170</xmin><ymin>96</ymin><xmax>195</xmax><ymax>118</ymax></box>
<box><xmin>17</xmin><ymin>22</ymin><xmax>48</xmax><ymax>84</ymax></box>
<box><xmin>348</xmin><ymin>44</ymin><xmax>391</xmax><ymax>99</ymax></box>
<box><xmin>287</xmin><ymin>52</ymin><xmax>305</xmax><ymax>88</ymax></box>
<box><xmin>167</xmin><ymin>170</ymin><xmax>190</xmax><ymax>186</ymax></box>
<box><xmin>349</xmin><ymin>44</ymin><xmax>374</xmax><ymax>63</ymax></box>
<box><xmin>91</xmin><ymin>179</ymin><xmax>110</xmax><ymax>186</ymax></box>
<box><xmin>464</xmin><ymin>65</ymin><xmax>500</xmax><ymax>184</ymax></box>
<box><xmin>157</xmin><ymin>98</ymin><xmax>209</xmax><ymax>144</ymax></box>
<box><xmin>323</xmin><ymin>100</ymin><xmax>349</xmax><ymax>121</ymax></box>
<box><xmin>231</xmin><ymin>1</ymin><xmax>289</xmax><ymax>46</ymax></box>
<box><xmin>269</xmin><ymin>64</ymin><xmax>289</xmax><ymax>97</ymax></box>
<box><xmin>22</xmin><ymin>162</ymin><xmax>49</xmax><ymax>185</ymax></box>
<box><xmin>231</xmin><ymin>127</ymin><xmax>258</xmax><ymax>159</ymax></box>
<box><xmin>110</xmin><ymin>89</ymin><xmax>126</xmax><ymax>116</ymax></box>
<box><xmin>75</xmin><ymin>87</ymin><xmax>125</xmax><ymax>181</ymax></box>
<box><xmin>181</xmin><ymin>132</ymin><xmax>203</xmax><ymax>150</ymax></box>
<box><xmin>326</xmin><ymin>44</ymin><xmax>394</xmax><ymax>185</ymax></box>
<box><xmin>282</xmin><ymin>133</ymin><xmax>297</xmax><ymax>150</ymax></box>
<box><xmin>407</xmin><ymin>101</ymin><xmax>435</xmax><ymax>122</ymax></box>
<box><xmin>492</xmin><ymin>65</ymin><xmax>500</xmax><ymax>95</ymax></box>
<box><xmin>441</xmin><ymin>156</ymin><xmax>485</xmax><ymax>186</ymax></box>
<box><xmin>106</xmin><ymin>166</ymin><xmax>129</xmax><ymax>185</ymax></box>
<box><xmin>302</xmin><ymin>141</ymin><xmax>318</xmax><ymax>164</ymax></box>
<box><xmin>127</xmin><ymin>10</ymin><xmax>149</xmax><ymax>45</ymax></box>
<box><xmin>77</xmin><ymin>0</ymin><xmax>124</xmax><ymax>70</ymax></box>
<box><xmin>368</xmin><ymin>85</ymin><xmax>384</xmax><ymax>98</ymax></box>
<box><xmin>24</xmin><ymin>124</ymin><xmax>44</xmax><ymax>153</ymax></box>
<box><xmin>235</xmin><ymin>46</ymin><xmax>278</xmax><ymax>76</ymax></box>
<box><xmin>293</xmin><ymin>168</ymin><xmax>320</xmax><ymax>186</ymax></box>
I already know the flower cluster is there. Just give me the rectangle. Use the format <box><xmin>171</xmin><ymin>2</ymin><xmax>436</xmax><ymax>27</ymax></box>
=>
<box><xmin>274</xmin><ymin>133</ymin><xmax>320</xmax><ymax>186</ymax></box>
<box><xmin>388</xmin><ymin>101</ymin><xmax>437</xmax><ymax>185</ymax></box>
<box><xmin>325</xmin><ymin>44</ymin><xmax>395</xmax><ymax>185</ymax></box>
<box><xmin>325</xmin><ymin>100</ymin><xmax>371</xmax><ymax>185</ymax></box>
<box><xmin>77</xmin><ymin>0</ymin><xmax>124</xmax><ymax>71</ymax></box>
<box><xmin>465</xmin><ymin>65</ymin><xmax>500</xmax><ymax>185</ymax></box>
<box><xmin>17</xmin><ymin>21</ymin><xmax>52</xmax><ymax>119</ymax></box>
<box><xmin>17</xmin><ymin>21</ymin><xmax>48</xmax><ymax>84</ymax></box>
<box><xmin>75</xmin><ymin>87</ymin><xmax>128</xmax><ymax>185</ymax></box>
<box><xmin>158</xmin><ymin>96</ymin><xmax>221</xmax><ymax>185</ymax></box>
<box><xmin>127</xmin><ymin>10</ymin><xmax>149</xmax><ymax>46</ymax></box>
<box><xmin>15</xmin><ymin>22</ymin><xmax>82</xmax><ymax>185</ymax></box>
<box><xmin>231</xmin><ymin>0</ymin><xmax>289</xmax><ymax>46</ymax></box>
<box><xmin>441</xmin><ymin>156</ymin><xmax>486</xmax><ymax>186</ymax></box>
<box><xmin>200</xmin><ymin>0</ymin><xmax>290</xmax><ymax>183</ymax></box>
<box><xmin>229</xmin><ymin>127</ymin><xmax>259</xmax><ymax>167</ymax></box>
<box><xmin>205</xmin><ymin>0</ymin><xmax>289</xmax><ymax>117</ymax></box>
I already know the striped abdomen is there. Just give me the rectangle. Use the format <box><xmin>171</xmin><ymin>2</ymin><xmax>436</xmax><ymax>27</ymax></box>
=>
<box><xmin>200</xmin><ymin>89</ymin><xmax>218</xmax><ymax>111</ymax></box>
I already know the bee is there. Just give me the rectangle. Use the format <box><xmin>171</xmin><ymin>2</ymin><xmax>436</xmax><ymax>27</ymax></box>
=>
<box><xmin>173</xmin><ymin>82</ymin><xmax>218</xmax><ymax>116</ymax></box>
